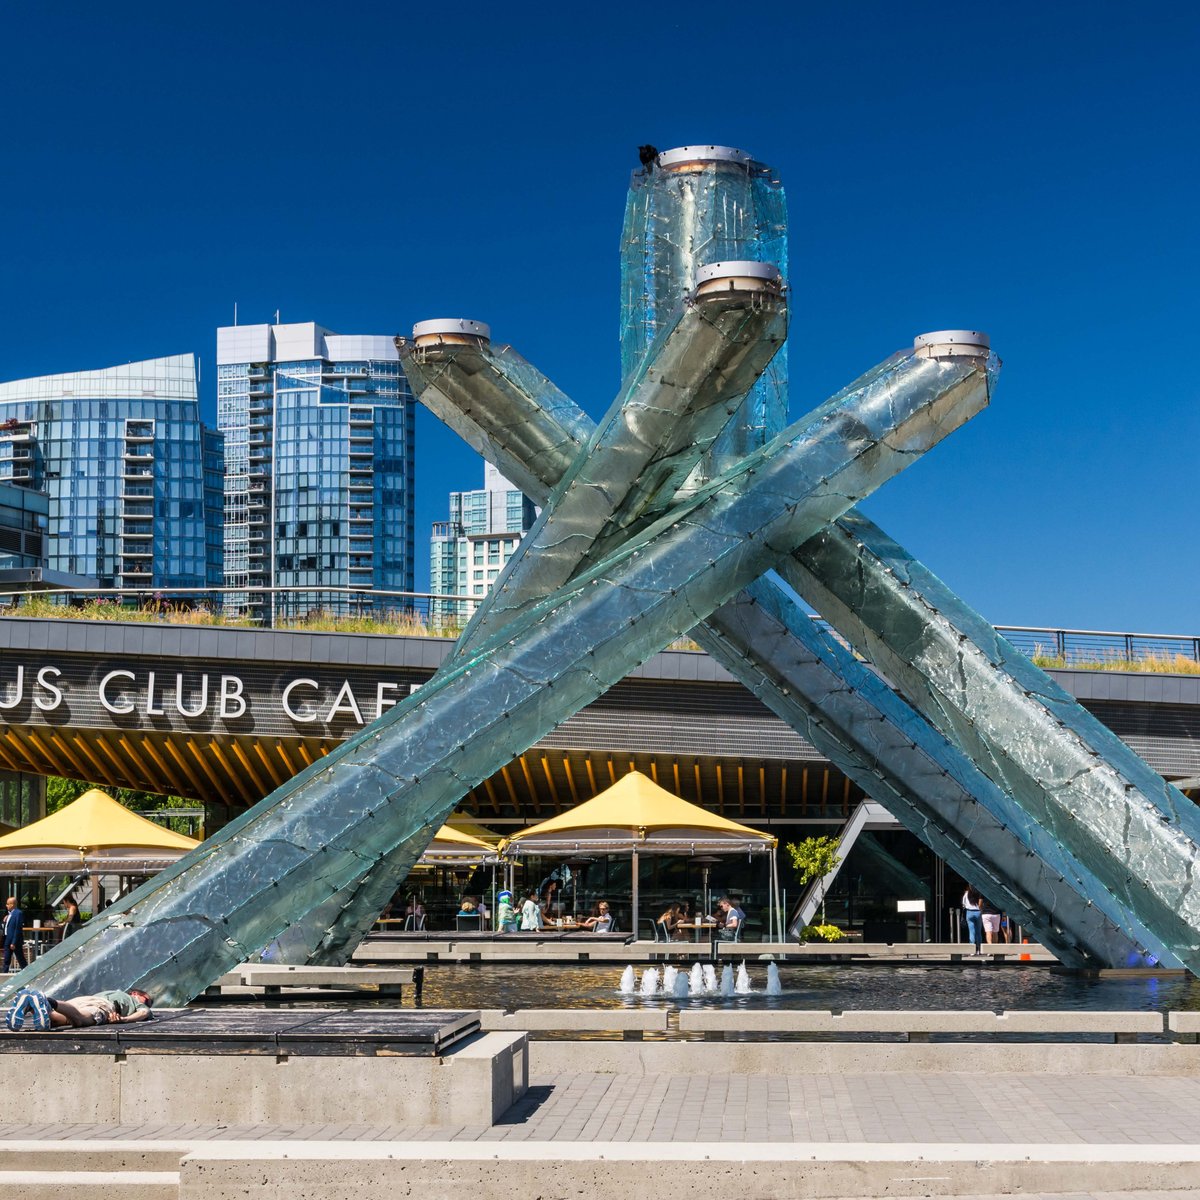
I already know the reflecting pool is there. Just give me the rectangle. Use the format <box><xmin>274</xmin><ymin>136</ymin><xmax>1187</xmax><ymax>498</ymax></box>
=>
<box><xmin>413</xmin><ymin>962</ymin><xmax>1200</xmax><ymax>1014</ymax></box>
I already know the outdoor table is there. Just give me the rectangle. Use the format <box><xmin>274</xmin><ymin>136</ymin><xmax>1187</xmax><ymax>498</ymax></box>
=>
<box><xmin>22</xmin><ymin>925</ymin><xmax>52</xmax><ymax>958</ymax></box>
<box><xmin>674</xmin><ymin>921</ymin><xmax>719</xmax><ymax>942</ymax></box>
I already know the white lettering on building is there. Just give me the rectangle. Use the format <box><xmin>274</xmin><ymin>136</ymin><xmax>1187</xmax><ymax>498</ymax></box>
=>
<box><xmin>34</xmin><ymin>667</ymin><xmax>62</xmax><ymax>712</ymax></box>
<box><xmin>219</xmin><ymin>675</ymin><xmax>246</xmax><ymax>720</ymax></box>
<box><xmin>325</xmin><ymin>680</ymin><xmax>364</xmax><ymax>725</ymax></box>
<box><xmin>98</xmin><ymin>669</ymin><xmax>137</xmax><ymax>715</ymax></box>
<box><xmin>281</xmin><ymin>678</ymin><xmax>320</xmax><ymax>723</ymax></box>
<box><xmin>0</xmin><ymin>665</ymin><xmax>21</xmax><ymax>711</ymax></box>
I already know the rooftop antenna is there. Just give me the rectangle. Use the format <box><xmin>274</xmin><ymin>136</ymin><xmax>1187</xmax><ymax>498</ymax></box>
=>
<box><xmin>233</xmin><ymin>301</ymin><xmax>238</xmax><ymax>327</ymax></box>
<box><xmin>274</xmin><ymin>309</ymin><xmax>281</xmax><ymax>325</ymax></box>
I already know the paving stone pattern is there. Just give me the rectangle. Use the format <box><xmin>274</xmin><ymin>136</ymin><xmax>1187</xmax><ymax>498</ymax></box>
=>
<box><xmin>2</xmin><ymin>1071</ymin><xmax>1200</xmax><ymax>1147</ymax></box>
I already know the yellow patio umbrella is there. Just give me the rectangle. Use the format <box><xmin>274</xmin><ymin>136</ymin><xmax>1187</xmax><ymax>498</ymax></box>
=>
<box><xmin>502</xmin><ymin>771</ymin><xmax>779</xmax><ymax>939</ymax></box>
<box><xmin>0</xmin><ymin>788</ymin><xmax>200</xmax><ymax>917</ymax></box>
<box><xmin>0</xmin><ymin>788</ymin><xmax>198</xmax><ymax>869</ymax></box>
<box><xmin>420</xmin><ymin>824</ymin><xmax>501</xmax><ymax>864</ymax></box>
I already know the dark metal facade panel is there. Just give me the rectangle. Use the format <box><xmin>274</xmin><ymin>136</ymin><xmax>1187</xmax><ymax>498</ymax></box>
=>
<box><xmin>0</xmin><ymin>619</ymin><xmax>1196</xmax><ymax>797</ymax></box>
<box><xmin>1079</xmin><ymin>699</ymin><xmax>1200</xmax><ymax>778</ymax></box>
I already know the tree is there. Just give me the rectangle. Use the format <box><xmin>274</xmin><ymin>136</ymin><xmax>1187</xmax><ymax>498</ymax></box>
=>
<box><xmin>785</xmin><ymin>835</ymin><xmax>842</xmax><ymax>924</ymax></box>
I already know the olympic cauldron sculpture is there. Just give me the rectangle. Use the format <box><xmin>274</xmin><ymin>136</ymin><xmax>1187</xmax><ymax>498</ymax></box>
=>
<box><xmin>10</xmin><ymin>146</ymin><xmax>1200</xmax><ymax>1004</ymax></box>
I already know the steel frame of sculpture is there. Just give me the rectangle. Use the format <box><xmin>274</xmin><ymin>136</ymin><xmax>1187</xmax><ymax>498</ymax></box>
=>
<box><xmin>5</xmin><ymin>143</ymin><xmax>1195</xmax><ymax>1005</ymax></box>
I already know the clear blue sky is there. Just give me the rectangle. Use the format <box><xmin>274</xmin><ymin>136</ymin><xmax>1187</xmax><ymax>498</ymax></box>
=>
<box><xmin>2</xmin><ymin>2</ymin><xmax>1196</xmax><ymax>632</ymax></box>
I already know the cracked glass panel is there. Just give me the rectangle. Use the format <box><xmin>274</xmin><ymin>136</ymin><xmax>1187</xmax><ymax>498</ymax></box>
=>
<box><xmin>2</xmin><ymin>331</ymin><xmax>982</xmax><ymax>1004</ymax></box>
<box><xmin>781</xmin><ymin>510</ymin><xmax>1200</xmax><ymax>970</ymax></box>
<box><xmin>620</xmin><ymin>147</ymin><xmax>789</xmax><ymax>477</ymax></box>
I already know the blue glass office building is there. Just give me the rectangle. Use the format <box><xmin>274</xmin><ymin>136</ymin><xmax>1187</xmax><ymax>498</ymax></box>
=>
<box><xmin>217</xmin><ymin>323</ymin><xmax>415</xmax><ymax>620</ymax></box>
<box><xmin>0</xmin><ymin>355</ymin><xmax>221</xmax><ymax>590</ymax></box>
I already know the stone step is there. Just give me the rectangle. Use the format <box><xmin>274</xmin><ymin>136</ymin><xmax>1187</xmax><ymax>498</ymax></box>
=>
<box><xmin>0</xmin><ymin>1168</ymin><xmax>178</xmax><ymax>1199</ymax></box>
<box><xmin>0</xmin><ymin>1146</ymin><xmax>182</xmax><ymax>1172</ymax></box>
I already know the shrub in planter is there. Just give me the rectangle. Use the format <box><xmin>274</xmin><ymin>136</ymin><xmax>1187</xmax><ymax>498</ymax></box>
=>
<box><xmin>799</xmin><ymin>924</ymin><xmax>846</xmax><ymax>942</ymax></box>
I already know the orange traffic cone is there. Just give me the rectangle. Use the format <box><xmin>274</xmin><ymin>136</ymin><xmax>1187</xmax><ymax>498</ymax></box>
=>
<box><xmin>1019</xmin><ymin>938</ymin><xmax>1031</xmax><ymax>962</ymax></box>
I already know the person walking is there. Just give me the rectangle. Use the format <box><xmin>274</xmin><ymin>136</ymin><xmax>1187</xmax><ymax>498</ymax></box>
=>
<box><xmin>2</xmin><ymin>896</ymin><xmax>26</xmax><ymax>972</ymax></box>
<box><xmin>962</xmin><ymin>886</ymin><xmax>983</xmax><ymax>954</ymax></box>
<box><xmin>980</xmin><ymin>894</ymin><xmax>1003</xmax><ymax>944</ymax></box>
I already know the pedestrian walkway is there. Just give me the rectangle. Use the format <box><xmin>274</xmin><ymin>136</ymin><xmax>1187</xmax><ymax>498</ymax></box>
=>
<box><xmin>3</xmin><ymin>1068</ymin><xmax>1200</xmax><ymax>1197</ymax></box>
<box><xmin>1</xmin><ymin>1067</ymin><xmax>1198</xmax><ymax>1146</ymax></box>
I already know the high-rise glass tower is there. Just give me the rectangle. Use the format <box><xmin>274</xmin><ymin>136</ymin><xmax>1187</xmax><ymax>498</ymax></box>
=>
<box><xmin>429</xmin><ymin>462</ymin><xmax>536</xmax><ymax>624</ymax></box>
<box><xmin>217</xmin><ymin>322</ymin><xmax>415</xmax><ymax>621</ymax></box>
<box><xmin>0</xmin><ymin>355</ymin><xmax>221</xmax><ymax>589</ymax></box>
<box><xmin>620</xmin><ymin>145</ymin><xmax>788</xmax><ymax>475</ymax></box>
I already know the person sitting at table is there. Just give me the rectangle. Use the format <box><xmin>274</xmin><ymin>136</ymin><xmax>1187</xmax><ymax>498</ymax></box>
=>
<box><xmin>457</xmin><ymin>897</ymin><xmax>477</xmax><ymax>916</ymax></box>
<box><xmin>714</xmin><ymin>896</ymin><xmax>745</xmax><ymax>941</ymax></box>
<box><xmin>581</xmin><ymin>901</ymin><xmax>613</xmax><ymax>933</ymax></box>
<box><xmin>657</xmin><ymin>902</ymin><xmax>681</xmax><ymax>940</ymax></box>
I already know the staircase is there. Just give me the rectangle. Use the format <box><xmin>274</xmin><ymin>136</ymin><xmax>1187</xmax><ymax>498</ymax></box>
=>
<box><xmin>0</xmin><ymin>1144</ymin><xmax>182</xmax><ymax>1198</ymax></box>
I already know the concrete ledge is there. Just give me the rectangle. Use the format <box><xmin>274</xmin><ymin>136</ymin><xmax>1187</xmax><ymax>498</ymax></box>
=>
<box><xmin>239</xmin><ymin>965</ymin><xmax>414</xmax><ymax>989</ymax></box>
<box><xmin>354</xmin><ymin>938</ymin><xmax>1057</xmax><ymax>964</ymax></box>
<box><xmin>528</xmin><ymin>1039</ymin><xmax>1200</xmax><ymax>1076</ymax></box>
<box><xmin>480</xmin><ymin>1009</ymin><xmax>668</xmax><ymax>1033</ymax></box>
<box><xmin>0</xmin><ymin>1169</ymin><xmax>178</xmax><ymax>1199</ymax></box>
<box><xmin>1169</xmin><ymin>1011</ymin><xmax>1200</xmax><ymax>1034</ymax></box>
<box><xmin>443</xmin><ymin>1031</ymin><xmax>528</xmax><ymax>1124</ymax></box>
<box><xmin>174</xmin><ymin>1139</ymin><xmax>1200</xmax><ymax>1200</ymax></box>
<box><xmin>0</xmin><ymin>1030</ymin><xmax>527</xmax><ymax>1128</ymax></box>
<box><xmin>677</xmin><ymin>1008</ymin><xmax>1163</xmax><ymax>1036</ymax></box>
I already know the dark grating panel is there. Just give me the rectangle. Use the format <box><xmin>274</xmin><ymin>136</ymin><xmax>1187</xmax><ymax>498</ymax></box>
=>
<box><xmin>0</xmin><ymin>1008</ymin><xmax>480</xmax><ymax>1057</ymax></box>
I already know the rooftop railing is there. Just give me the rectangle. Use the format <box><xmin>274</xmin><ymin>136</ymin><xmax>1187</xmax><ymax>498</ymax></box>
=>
<box><xmin>0</xmin><ymin>587</ymin><xmax>1195</xmax><ymax>672</ymax></box>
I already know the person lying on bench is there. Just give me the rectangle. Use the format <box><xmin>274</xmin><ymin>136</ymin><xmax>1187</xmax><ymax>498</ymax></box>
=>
<box><xmin>49</xmin><ymin>988</ymin><xmax>154</xmax><ymax>1027</ymax></box>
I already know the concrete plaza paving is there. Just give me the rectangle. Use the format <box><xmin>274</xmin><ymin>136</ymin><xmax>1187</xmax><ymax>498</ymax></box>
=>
<box><xmin>3</xmin><ymin>1066</ymin><xmax>1200</xmax><ymax>1196</ymax></box>
<box><xmin>2</xmin><ymin>1065</ymin><xmax>1199</xmax><ymax>1145</ymax></box>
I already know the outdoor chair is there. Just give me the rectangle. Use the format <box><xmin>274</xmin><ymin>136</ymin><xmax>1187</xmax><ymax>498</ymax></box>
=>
<box><xmin>654</xmin><ymin>919</ymin><xmax>670</xmax><ymax>942</ymax></box>
<box><xmin>403</xmin><ymin>913</ymin><xmax>426</xmax><ymax>932</ymax></box>
<box><xmin>455</xmin><ymin>913</ymin><xmax>482</xmax><ymax>932</ymax></box>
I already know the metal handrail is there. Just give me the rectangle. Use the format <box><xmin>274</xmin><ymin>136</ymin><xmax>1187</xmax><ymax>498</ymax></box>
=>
<box><xmin>0</xmin><ymin>584</ymin><xmax>1195</xmax><ymax>663</ymax></box>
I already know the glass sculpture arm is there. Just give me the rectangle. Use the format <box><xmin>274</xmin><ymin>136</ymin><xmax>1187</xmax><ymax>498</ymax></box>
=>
<box><xmin>1</xmin><ymin>341</ymin><xmax>982</xmax><ymax>1003</ymax></box>
<box><xmin>452</xmin><ymin>282</ymin><xmax>788</xmax><ymax>655</ymax></box>
<box><xmin>400</xmin><ymin>338</ymin><xmax>1170</xmax><ymax>969</ymax></box>
<box><xmin>781</xmin><ymin>512</ymin><xmax>1200</xmax><ymax>970</ymax></box>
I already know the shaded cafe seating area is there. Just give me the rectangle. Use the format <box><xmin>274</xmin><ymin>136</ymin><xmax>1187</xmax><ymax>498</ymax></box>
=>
<box><xmin>501</xmin><ymin>771</ymin><xmax>780</xmax><ymax>941</ymax></box>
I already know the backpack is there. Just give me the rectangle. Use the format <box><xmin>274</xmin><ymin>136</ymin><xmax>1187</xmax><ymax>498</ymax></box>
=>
<box><xmin>5</xmin><ymin>988</ymin><xmax>51</xmax><ymax>1032</ymax></box>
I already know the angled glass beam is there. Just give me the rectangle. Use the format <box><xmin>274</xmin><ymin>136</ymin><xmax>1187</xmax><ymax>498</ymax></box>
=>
<box><xmin>287</xmin><ymin>339</ymin><xmax>994</xmax><ymax>963</ymax></box>
<box><xmin>453</xmin><ymin>268</ymin><xmax>788</xmax><ymax>654</ymax></box>
<box><xmin>697</xmin><ymin>582</ymin><xmax>1170</xmax><ymax>967</ymax></box>
<box><xmin>3</xmin><ymin>349</ymin><xmax>982</xmax><ymax>1003</ymax></box>
<box><xmin>782</xmin><ymin>511</ymin><xmax>1200</xmax><ymax>971</ymax></box>
<box><xmin>398</xmin><ymin>337</ymin><xmax>1170</xmax><ymax>968</ymax></box>
<box><xmin>400</xmin><ymin>326</ymin><xmax>593</xmax><ymax>504</ymax></box>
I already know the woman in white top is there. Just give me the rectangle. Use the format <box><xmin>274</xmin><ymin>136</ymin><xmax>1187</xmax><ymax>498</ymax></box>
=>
<box><xmin>962</xmin><ymin>886</ymin><xmax>983</xmax><ymax>954</ymax></box>
<box><xmin>519</xmin><ymin>890</ymin><xmax>543</xmax><ymax>931</ymax></box>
